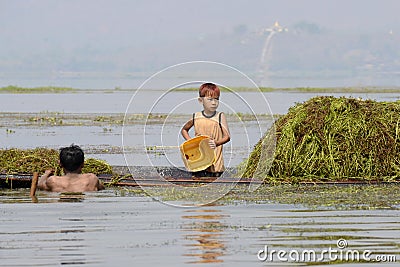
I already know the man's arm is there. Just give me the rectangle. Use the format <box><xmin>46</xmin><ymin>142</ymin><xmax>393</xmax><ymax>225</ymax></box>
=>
<box><xmin>38</xmin><ymin>169</ymin><xmax>54</xmax><ymax>191</ymax></box>
<box><xmin>87</xmin><ymin>173</ymin><xmax>104</xmax><ymax>191</ymax></box>
<box><xmin>97</xmin><ymin>179</ymin><xmax>105</xmax><ymax>190</ymax></box>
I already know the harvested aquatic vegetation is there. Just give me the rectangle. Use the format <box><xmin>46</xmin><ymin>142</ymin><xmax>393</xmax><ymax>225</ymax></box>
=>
<box><xmin>0</xmin><ymin>148</ymin><xmax>58</xmax><ymax>174</ymax></box>
<box><xmin>82</xmin><ymin>158</ymin><xmax>113</xmax><ymax>174</ymax></box>
<box><xmin>242</xmin><ymin>96</ymin><xmax>400</xmax><ymax>182</ymax></box>
<box><xmin>0</xmin><ymin>148</ymin><xmax>113</xmax><ymax>175</ymax></box>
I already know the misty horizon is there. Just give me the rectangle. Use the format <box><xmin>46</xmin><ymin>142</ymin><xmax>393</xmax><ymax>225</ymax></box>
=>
<box><xmin>1</xmin><ymin>0</ymin><xmax>399</xmax><ymax>88</ymax></box>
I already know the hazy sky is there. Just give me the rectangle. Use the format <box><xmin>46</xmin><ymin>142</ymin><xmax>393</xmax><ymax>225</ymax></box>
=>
<box><xmin>1</xmin><ymin>0</ymin><xmax>398</xmax><ymax>48</ymax></box>
<box><xmin>1</xmin><ymin>0</ymin><xmax>399</xmax><ymax>80</ymax></box>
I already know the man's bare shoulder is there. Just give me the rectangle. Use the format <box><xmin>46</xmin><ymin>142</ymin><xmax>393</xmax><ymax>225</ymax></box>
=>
<box><xmin>46</xmin><ymin>175</ymin><xmax>64</xmax><ymax>184</ymax></box>
<box><xmin>44</xmin><ymin>175</ymin><xmax>69</xmax><ymax>192</ymax></box>
<box><xmin>81</xmin><ymin>173</ymin><xmax>103</xmax><ymax>191</ymax></box>
<box><xmin>80</xmin><ymin>173</ymin><xmax>98</xmax><ymax>180</ymax></box>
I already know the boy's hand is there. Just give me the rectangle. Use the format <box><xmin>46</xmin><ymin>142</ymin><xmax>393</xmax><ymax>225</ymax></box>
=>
<box><xmin>208</xmin><ymin>139</ymin><xmax>216</xmax><ymax>149</ymax></box>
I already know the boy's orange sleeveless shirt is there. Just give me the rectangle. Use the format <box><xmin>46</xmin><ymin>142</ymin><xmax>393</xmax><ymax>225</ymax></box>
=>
<box><xmin>193</xmin><ymin>111</ymin><xmax>225</xmax><ymax>173</ymax></box>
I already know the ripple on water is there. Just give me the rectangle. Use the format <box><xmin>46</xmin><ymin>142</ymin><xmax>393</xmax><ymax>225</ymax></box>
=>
<box><xmin>0</xmin><ymin>189</ymin><xmax>399</xmax><ymax>266</ymax></box>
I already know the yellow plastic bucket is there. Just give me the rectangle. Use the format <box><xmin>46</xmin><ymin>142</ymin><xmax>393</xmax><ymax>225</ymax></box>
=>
<box><xmin>180</xmin><ymin>135</ymin><xmax>216</xmax><ymax>172</ymax></box>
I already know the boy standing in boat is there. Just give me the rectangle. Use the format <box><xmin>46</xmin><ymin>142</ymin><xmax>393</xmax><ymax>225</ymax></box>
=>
<box><xmin>38</xmin><ymin>144</ymin><xmax>104</xmax><ymax>192</ymax></box>
<box><xmin>181</xmin><ymin>83</ymin><xmax>231</xmax><ymax>177</ymax></box>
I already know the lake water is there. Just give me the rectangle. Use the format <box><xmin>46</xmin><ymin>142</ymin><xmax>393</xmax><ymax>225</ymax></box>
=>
<box><xmin>0</xmin><ymin>90</ymin><xmax>399</xmax><ymax>167</ymax></box>
<box><xmin>0</xmin><ymin>188</ymin><xmax>399</xmax><ymax>266</ymax></box>
<box><xmin>1</xmin><ymin>68</ymin><xmax>400</xmax><ymax>90</ymax></box>
<box><xmin>0</xmin><ymin>91</ymin><xmax>398</xmax><ymax>114</ymax></box>
<box><xmin>1</xmin><ymin>89</ymin><xmax>400</xmax><ymax>266</ymax></box>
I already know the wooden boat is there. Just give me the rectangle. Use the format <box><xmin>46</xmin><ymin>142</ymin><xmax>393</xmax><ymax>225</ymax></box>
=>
<box><xmin>1</xmin><ymin>165</ymin><xmax>398</xmax><ymax>189</ymax></box>
<box><xmin>0</xmin><ymin>166</ymin><xmax>260</xmax><ymax>189</ymax></box>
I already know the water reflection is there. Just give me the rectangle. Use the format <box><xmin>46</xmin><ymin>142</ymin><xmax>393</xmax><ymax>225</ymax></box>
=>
<box><xmin>1</xmin><ymin>189</ymin><xmax>400</xmax><ymax>265</ymax></box>
<box><xmin>58</xmin><ymin>229</ymin><xmax>87</xmax><ymax>265</ymax></box>
<box><xmin>57</xmin><ymin>213</ymin><xmax>97</xmax><ymax>265</ymax></box>
<box><xmin>56</xmin><ymin>194</ymin><xmax>89</xmax><ymax>264</ymax></box>
<box><xmin>182</xmin><ymin>206</ymin><xmax>229</xmax><ymax>264</ymax></box>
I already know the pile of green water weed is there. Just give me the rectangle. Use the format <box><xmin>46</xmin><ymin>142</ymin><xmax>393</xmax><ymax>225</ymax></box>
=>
<box><xmin>242</xmin><ymin>96</ymin><xmax>400</xmax><ymax>182</ymax></box>
<box><xmin>82</xmin><ymin>158</ymin><xmax>113</xmax><ymax>174</ymax></box>
<box><xmin>0</xmin><ymin>148</ymin><xmax>113</xmax><ymax>175</ymax></box>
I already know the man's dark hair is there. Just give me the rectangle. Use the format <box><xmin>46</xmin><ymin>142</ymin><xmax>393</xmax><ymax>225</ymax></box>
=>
<box><xmin>59</xmin><ymin>144</ymin><xmax>84</xmax><ymax>172</ymax></box>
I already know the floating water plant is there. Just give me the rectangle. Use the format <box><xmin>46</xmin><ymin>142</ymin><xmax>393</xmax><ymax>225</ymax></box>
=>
<box><xmin>0</xmin><ymin>148</ymin><xmax>113</xmax><ymax>175</ymax></box>
<box><xmin>0</xmin><ymin>85</ymin><xmax>76</xmax><ymax>93</ymax></box>
<box><xmin>82</xmin><ymin>158</ymin><xmax>113</xmax><ymax>174</ymax></box>
<box><xmin>242</xmin><ymin>96</ymin><xmax>400</xmax><ymax>182</ymax></box>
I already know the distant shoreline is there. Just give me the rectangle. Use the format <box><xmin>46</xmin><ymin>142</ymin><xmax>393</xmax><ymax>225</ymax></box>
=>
<box><xmin>2</xmin><ymin>85</ymin><xmax>400</xmax><ymax>94</ymax></box>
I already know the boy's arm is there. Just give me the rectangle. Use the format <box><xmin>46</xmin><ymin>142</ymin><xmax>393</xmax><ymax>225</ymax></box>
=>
<box><xmin>215</xmin><ymin>113</ymin><xmax>230</xmax><ymax>146</ymax></box>
<box><xmin>181</xmin><ymin>118</ymin><xmax>194</xmax><ymax>140</ymax></box>
<box><xmin>38</xmin><ymin>169</ymin><xmax>54</xmax><ymax>191</ymax></box>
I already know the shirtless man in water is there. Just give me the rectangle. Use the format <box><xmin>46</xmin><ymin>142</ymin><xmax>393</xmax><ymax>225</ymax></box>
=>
<box><xmin>38</xmin><ymin>145</ymin><xmax>104</xmax><ymax>192</ymax></box>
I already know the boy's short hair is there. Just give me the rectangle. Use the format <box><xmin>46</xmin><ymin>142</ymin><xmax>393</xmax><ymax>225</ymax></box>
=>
<box><xmin>199</xmin><ymin>83</ymin><xmax>220</xmax><ymax>98</ymax></box>
<box><xmin>59</xmin><ymin>144</ymin><xmax>84</xmax><ymax>172</ymax></box>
